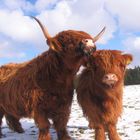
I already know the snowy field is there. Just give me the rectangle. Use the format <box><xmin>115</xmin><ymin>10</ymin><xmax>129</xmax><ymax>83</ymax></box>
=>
<box><xmin>1</xmin><ymin>85</ymin><xmax>140</xmax><ymax>140</ymax></box>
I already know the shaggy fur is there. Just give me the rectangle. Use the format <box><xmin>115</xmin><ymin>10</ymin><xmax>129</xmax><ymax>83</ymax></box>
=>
<box><xmin>76</xmin><ymin>50</ymin><xmax>133</xmax><ymax>140</ymax></box>
<box><xmin>0</xmin><ymin>30</ymin><xmax>95</xmax><ymax>140</ymax></box>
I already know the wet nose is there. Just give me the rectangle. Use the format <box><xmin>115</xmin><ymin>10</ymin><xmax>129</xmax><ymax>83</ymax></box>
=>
<box><xmin>85</xmin><ymin>39</ymin><xmax>94</xmax><ymax>46</ymax></box>
<box><xmin>102</xmin><ymin>73</ymin><xmax>118</xmax><ymax>87</ymax></box>
<box><xmin>104</xmin><ymin>73</ymin><xmax>118</xmax><ymax>81</ymax></box>
<box><xmin>81</xmin><ymin>39</ymin><xmax>96</xmax><ymax>55</ymax></box>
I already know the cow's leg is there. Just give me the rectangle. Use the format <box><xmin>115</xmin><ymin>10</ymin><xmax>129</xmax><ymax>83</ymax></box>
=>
<box><xmin>34</xmin><ymin>113</ymin><xmax>51</xmax><ymax>140</ymax></box>
<box><xmin>0</xmin><ymin>109</ymin><xmax>4</xmax><ymax>138</ymax></box>
<box><xmin>5</xmin><ymin>114</ymin><xmax>24</xmax><ymax>133</ymax></box>
<box><xmin>38</xmin><ymin>128</ymin><xmax>51</xmax><ymax>140</ymax></box>
<box><xmin>107</xmin><ymin>123</ymin><xmax>121</xmax><ymax>140</ymax></box>
<box><xmin>95</xmin><ymin>124</ymin><xmax>105</xmax><ymax>140</ymax></box>
<box><xmin>52</xmin><ymin>108</ymin><xmax>71</xmax><ymax>140</ymax></box>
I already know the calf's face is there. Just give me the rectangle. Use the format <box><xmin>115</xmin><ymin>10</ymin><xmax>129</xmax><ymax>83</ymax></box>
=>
<box><xmin>90</xmin><ymin>50</ymin><xmax>133</xmax><ymax>88</ymax></box>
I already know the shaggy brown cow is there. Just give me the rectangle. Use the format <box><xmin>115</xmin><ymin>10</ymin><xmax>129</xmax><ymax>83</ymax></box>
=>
<box><xmin>76</xmin><ymin>50</ymin><xmax>133</xmax><ymax>140</ymax></box>
<box><xmin>0</xmin><ymin>17</ymin><xmax>105</xmax><ymax>140</ymax></box>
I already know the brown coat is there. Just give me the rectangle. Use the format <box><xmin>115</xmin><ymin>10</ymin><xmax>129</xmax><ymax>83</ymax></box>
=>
<box><xmin>76</xmin><ymin>50</ymin><xmax>133</xmax><ymax>140</ymax></box>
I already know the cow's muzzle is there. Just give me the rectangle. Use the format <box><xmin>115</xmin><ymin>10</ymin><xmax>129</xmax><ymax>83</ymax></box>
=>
<box><xmin>102</xmin><ymin>73</ymin><xmax>118</xmax><ymax>88</ymax></box>
<box><xmin>80</xmin><ymin>39</ymin><xmax>96</xmax><ymax>56</ymax></box>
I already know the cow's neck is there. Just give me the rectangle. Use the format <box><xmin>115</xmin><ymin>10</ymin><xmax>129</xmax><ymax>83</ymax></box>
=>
<box><xmin>51</xmin><ymin>51</ymin><xmax>82</xmax><ymax>75</ymax></box>
<box><xmin>34</xmin><ymin>50</ymin><xmax>83</xmax><ymax>85</ymax></box>
<box><xmin>92</xmin><ymin>82</ymin><xmax>123</xmax><ymax>102</ymax></box>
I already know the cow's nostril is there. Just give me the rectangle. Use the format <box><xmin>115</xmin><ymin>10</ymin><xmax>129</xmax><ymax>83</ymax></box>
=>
<box><xmin>112</xmin><ymin>74</ymin><xmax>118</xmax><ymax>81</ymax></box>
<box><xmin>104</xmin><ymin>75</ymin><xmax>109</xmax><ymax>80</ymax></box>
<box><xmin>112</xmin><ymin>74</ymin><xmax>116</xmax><ymax>78</ymax></box>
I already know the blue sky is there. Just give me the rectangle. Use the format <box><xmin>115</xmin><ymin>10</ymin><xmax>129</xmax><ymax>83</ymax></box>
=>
<box><xmin>0</xmin><ymin>0</ymin><xmax>140</xmax><ymax>67</ymax></box>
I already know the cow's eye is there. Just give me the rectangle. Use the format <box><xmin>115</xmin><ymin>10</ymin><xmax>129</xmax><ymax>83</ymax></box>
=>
<box><xmin>122</xmin><ymin>65</ymin><xmax>126</xmax><ymax>71</ymax></box>
<box><xmin>85</xmin><ymin>39</ymin><xmax>88</xmax><ymax>42</ymax></box>
<box><xmin>117</xmin><ymin>63</ymin><xmax>121</xmax><ymax>67</ymax></box>
<box><xmin>119</xmin><ymin>63</ymin><xmax>126</xmax><ymax>71</ymax></box>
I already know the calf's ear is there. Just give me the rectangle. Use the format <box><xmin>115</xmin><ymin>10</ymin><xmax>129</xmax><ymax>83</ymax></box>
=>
<box><xmin>123</xmin><ymin>54</ymin><xmax>133</xmax><ymax>65</ymax></box>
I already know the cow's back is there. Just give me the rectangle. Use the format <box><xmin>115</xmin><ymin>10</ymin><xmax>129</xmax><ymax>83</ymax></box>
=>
<box><xmin>0</xmin><ymin>63</ymin><xmax>28</xmax><ymax>82</ymax></box>
<box><xmin>0</xmin><ymin>63</ymin><xmax>19</xmax><ymax>78</ymax></box>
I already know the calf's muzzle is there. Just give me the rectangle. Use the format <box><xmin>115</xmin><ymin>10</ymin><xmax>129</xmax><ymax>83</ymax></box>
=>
<box><xmin>102</xmin><ymin>73</ymin><xmax>118</xmax><ymax>88</ymax></box>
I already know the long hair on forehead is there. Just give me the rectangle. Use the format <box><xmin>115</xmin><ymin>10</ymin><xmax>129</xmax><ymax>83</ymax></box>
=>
<box><xmin>90</xmin><ymin>50</ymin><xmax>125</xmax><ymax>69</ymax></box>
<box><xmin>55</xmin><ymin>30</ymin><xmax>93</xmax><ymax>47</ymax></box>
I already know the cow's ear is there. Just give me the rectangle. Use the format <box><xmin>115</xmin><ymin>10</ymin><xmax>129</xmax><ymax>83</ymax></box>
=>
<box><xmin>47</xmin><ymin>39</ymin><xmax>62</xmax><ymax>52</ymax></box>
<box><xmin>123</xmin><ymin>54</ymin><xmax>133</xmax><ymax>65</ymax></box>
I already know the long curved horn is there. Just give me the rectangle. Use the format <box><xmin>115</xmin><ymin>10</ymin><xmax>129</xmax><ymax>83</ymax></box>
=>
<box><xmin>92</xmin><ymin>27</ymin><xmax>106</xmax><ymax>42</ymax></box>
<box><xmin>31</xmin><ymin>16</ymin><xmax>51</xmax><ymax>40</ymax></box>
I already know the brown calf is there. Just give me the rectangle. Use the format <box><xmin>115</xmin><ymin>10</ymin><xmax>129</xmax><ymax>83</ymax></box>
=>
<box><xmin>76</xmin><ymin>50</ymin><xmax>132</xmax><ymax>140</ymax></box>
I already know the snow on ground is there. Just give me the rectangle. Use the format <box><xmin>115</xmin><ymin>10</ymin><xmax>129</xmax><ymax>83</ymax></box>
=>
<box><xmin>1</xmin><ymin>85</ymin><xmax>140</xmax><ymax>140</ymax></box>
